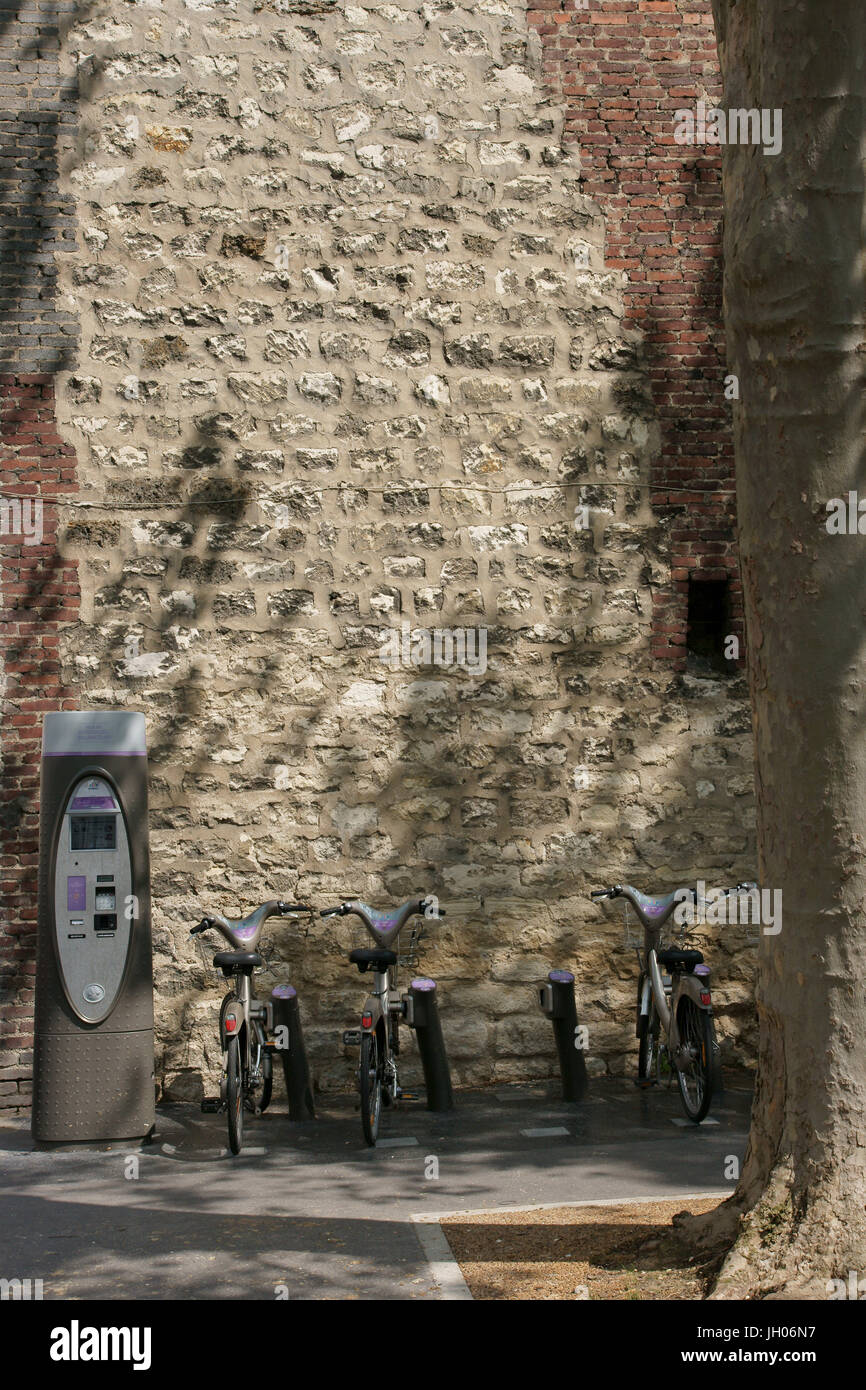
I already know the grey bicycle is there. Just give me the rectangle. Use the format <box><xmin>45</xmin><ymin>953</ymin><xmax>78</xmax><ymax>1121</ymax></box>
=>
<box><xmin>191</xmin><ymin>899</ymin><xmax>312</xmax><ymax>1154</ymax></box>
<box><xmin>321</xmin><ymin>896</ymin><xmax>445</xmax><ymax>1146</ymax></box>
<box><xmin>591</xmin><ymin>882</ymin><xmax>752</xmax><ymax>1123</ymax></box>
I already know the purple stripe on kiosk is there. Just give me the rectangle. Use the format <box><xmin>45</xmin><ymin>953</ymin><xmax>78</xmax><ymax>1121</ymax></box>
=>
<box><xmin>549</xmin><ymin>969</ymin><xmax>574</xmax><ymax>984</ymax></box>
<box><xmin>272</xmin><ymin>985</ymin><xmax>297</xmax><ymax>1000</ymax></box>
<box><xmin>67</xmin><ymin>876</ymin><xmax>86</xmax><ymax>911</ymax></box>
<box><xmin>411</xmin><ymin>978</ymin><xmax>436</xmax><ymax>991</ymax></box>
<box><xmin>70</xmin><ymin>796</ymin><xmax>116</xmax><ymax>810</ymax></box>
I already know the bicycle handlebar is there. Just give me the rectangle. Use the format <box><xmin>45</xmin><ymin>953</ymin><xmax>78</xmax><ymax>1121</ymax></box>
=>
<box><xmin>589</xmin><ymin>881</ymin><xmax>758</xmax><ymax>904</ymax></box>
<box><xmin>319</xmin><ymin>898</ymin><xmax>446</xmax><ymax>920</ymax></box>
<box><xmin>190</xmin><ymin>901</ymin><xmax>314</xmax><ymax>937</ymax></box>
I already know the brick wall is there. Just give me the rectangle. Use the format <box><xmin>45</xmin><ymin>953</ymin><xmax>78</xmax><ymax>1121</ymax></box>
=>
<box><xmin>528</xmin><ymin>0</ymin><xmax>742</xmax><ymax>668</ymax></box>
<box><xmin>0</xmin><ymin>0</ymin><xmax>80</xmax><ymax>1113</ymax></box>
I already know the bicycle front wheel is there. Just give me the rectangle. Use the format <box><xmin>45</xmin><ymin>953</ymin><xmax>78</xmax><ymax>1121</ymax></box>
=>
<box><xmin>359</xmin><ymin>1031</ymin><xmax>381</xmax><ymax>1147</ymax></box>
<box><xmin>226</xmin><ymin>1035</ymin><xmax>244</xmax><ymax>1154</ymax></box>
<box><xmin>638</xmin><ymin>1002</ymin><xmax>661</xmax><ymax>1084</ymax></box>
<box><xmin>676</xmin><ymin>997</ymin><xmax>714</xmax><ymax>1123</ymax></box>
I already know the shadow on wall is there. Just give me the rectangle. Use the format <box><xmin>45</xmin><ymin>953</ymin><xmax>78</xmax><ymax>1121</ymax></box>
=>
<box><xmin>109</xmin><ymin>446</ymin><xmax>756</xmax><ymax>1102</ymax></box>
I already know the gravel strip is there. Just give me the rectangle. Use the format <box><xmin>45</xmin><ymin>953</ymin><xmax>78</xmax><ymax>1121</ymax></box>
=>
<box><xmin>440</xmin><ymin>1197</ymin><xmax>722</xmax><ymax>1301</ymax></box>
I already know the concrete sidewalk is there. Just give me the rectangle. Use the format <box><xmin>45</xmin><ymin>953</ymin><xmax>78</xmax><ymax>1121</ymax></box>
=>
<box><xmin>0</xmin><ymin>1077</ymin><xmax>751</xmax><ymax>1300</ymax></box>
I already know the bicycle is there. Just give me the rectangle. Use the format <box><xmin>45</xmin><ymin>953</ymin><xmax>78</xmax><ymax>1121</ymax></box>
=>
<box><xmin>590</xmin><ymin>881</ymin><xmax>753</xmax><ymax>1123</ymax></box>
<box><xmin>320</xmin><ymin>896</ymin><xmax>445</xmax><ymax>1146</ymax></box>
<box><xmin>190</xmin><ymin>898</ymin><xmax>313</xmax><ymax>1154</ymax></box>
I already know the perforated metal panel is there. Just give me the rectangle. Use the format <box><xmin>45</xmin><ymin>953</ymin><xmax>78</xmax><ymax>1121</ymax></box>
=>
<box><xmin>31</xmin><ymin>1031</ymin><xmax>155</xmax><ymax>1142</ymax></box>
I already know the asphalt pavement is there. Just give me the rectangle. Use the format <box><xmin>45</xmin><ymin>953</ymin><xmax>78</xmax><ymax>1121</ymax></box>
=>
<box><xmin>0</xmin><ymin>1076</ymin><xmax>752</xmax><ymax>1300</ymax></box>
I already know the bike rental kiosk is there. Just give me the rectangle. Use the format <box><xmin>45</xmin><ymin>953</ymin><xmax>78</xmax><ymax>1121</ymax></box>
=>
<box><xmin>32</xmin><ymin>711</ymin><xmax>155</xmax><ymax>1143</ymax></box>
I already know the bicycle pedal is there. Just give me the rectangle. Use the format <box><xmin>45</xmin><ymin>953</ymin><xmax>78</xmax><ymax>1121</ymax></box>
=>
<box><xmin>634</xmin><ymin>1079</ymin><xmax>657</xmax><ymax>1089</ymax></box>
<box><xmin>342</xmin><ymin>1029</ymin><xmax>362</xmax><ymax>1046</ymax></box>
<box><xmin>200</xmin><ymin>1098</ymin><xmax>223</xmax><ymax>1113</ymax></box>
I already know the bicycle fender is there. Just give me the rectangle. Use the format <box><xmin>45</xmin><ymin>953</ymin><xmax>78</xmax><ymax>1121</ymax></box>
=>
<box><xmin>676</xmin><ymin>973</ymin><xmax>713</xmax><ymax>1011</ymax></box>
<box><xmin>361</xmin><ymin>993</ymin><xmax>383</xmax><ymax>1030</ymax></box>
<box><xmin>220</xmin><ymin>992</ymin><xmax>246</xmax><ymax>1050</ymax></box>
<box><xmin>636</xmin><ymin>973</ymin><xmax>652</xmax><ymax>1038</ymax></box>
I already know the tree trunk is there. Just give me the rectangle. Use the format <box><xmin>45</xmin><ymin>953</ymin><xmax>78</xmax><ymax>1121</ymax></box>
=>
<box><xmin>693</xmin><ymin>0</ymin><xmax>866</xmax><ymax>1297</ymax></box>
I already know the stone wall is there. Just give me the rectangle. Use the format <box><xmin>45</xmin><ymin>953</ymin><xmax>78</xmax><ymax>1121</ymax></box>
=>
<box><xmin>1</xmin><ymin>0</ymin><xmax>757</xmax><ymax>1108</ymax></box>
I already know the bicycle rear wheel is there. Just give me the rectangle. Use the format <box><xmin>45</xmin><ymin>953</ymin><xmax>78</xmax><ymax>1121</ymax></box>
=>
<box><xmin>676</xmin><ymin>997</ymin><xmax>714</xmax><ymax>1123</ymax></box>
<box><xmin>259</xmin><ymin>1046</ymin><xmax>273</xmax><ymax>1113</ymax></box>
<box><xmin>226</xmin><ymin>1035</ymin><xmax>244</xmax><ymax>1154</ymax></box>
<box><xmin>359</xmin><ymin>1032</ymin><xmax>381</xmax><ymax>1147</ymax></box>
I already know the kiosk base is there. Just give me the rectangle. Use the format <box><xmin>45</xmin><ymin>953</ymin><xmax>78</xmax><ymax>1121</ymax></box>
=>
<box><xmin>32</xmin><ymin>1027</ymin><xmax>155</xmax><ymax>1143</ymax></box>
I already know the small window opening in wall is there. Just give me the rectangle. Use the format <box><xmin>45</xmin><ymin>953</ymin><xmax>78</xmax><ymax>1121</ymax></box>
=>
<box><xmin>687</xmin><ymin>577</ymin><xmax>730</xmax><ymax>673</ymax></box>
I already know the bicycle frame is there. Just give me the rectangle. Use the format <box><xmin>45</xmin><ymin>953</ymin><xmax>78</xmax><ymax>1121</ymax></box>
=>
<box><xmin>359</xmin><ymin>967</ymin><xmax>399</xmax><ymax>1091</ymax></box>
<box><xmin>591</xmin><ymin>879</ymin><xmax>737</xmax><ymax>1122</ymax></box>
<box><xmin>193</xmin><ymin>899</ymin><xmax>314</xmax><ymax>1151</ymax></box>
<box><xmin>218</xmin><ymin>972</ymin><xmax>270</xmax><ymax>1106</ymax></box>
<box><xmin>324</xmin><ymin>897</ymin><xmax>445</xmax><ymax>1142</ymax></box>
<box><xmin>638</xmin><ymin>921</ymin><xmax>711</xmax><ymax>1069</ymax></box>
<box><xmin>360</xmin><ymin>968</ymin><xmax>389</xmax><ymax>1035</ymax></box>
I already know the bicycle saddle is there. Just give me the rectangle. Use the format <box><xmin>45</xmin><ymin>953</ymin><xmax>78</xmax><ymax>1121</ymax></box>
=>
<box><xmin>349</xmin><ymin>947</ymin><xmax>398</xmax><ymax>974</ymax></box>
<box><xmin>656</xmin><ymin>947</ymin><xmax>704</xmax><ymax>971</ymax></box>
<box><xmin>213</xmin><ymin>951</ymin><xmax>263</xmax><ymax>974</ymax></box>
<box><xmin>620</xmin><ymin>886</ymin><xmax>684</xmax><ymax>931</ymax></box>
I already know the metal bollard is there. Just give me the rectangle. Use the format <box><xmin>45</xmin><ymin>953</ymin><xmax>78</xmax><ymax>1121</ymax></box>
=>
<box><xmin>406</xmin><ymin>978</ymin><xmax>454</xmax><ymax>1113</ymax></box>
<box><xmin>538</xmin><ymin>969</ymin><xmax>588</xmax><ymax>1102</ymax></box>
<box><xmin>271</xmin><ymin>985</ymin><xmax>315</xmax><ymax>1120</ymax></box>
